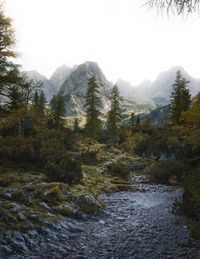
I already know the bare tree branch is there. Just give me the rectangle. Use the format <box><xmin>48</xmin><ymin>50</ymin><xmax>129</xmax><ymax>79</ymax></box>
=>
<box><xmin>145</xmin><ymin>0</ymin><xmax>200</xmax><ymax>16</ymax></box>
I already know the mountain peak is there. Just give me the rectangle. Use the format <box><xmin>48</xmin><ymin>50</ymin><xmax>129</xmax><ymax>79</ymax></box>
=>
<box><xmin>58</xmin><ymin>61</ymin><xmax>112</xmax><ymax>116</ymax></box>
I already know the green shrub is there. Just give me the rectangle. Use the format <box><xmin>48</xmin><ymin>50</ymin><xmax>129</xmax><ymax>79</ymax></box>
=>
<box><xmin>189</xmin><ymin>220</ymin><xmax>200</xmax><ymax>240</ymax></box>
<box><xmin>44</xmin><ymin>158</ymin><xmax>82</xmax><ymax>184</ymax></box>
<box><xmin>150</xmin><ymin>160</ymin><xmax>187</xmax><ymax>184</ymax></box>
<box><xmin>40</xmin><ymin>139</ymin><xmax>67</xmax><ymax>164</ymax></box>
<box><xmin>40</xmin><ymin>128</ymin><xmax>76</xmax><ymax>148</ymax></box>
<box><xmin>81</xmin><ymin>150</ymin><xmax>98</xmax><ymax>165</ymax></box>
<box><xmin>107</xmin><ymin>161</ymin><xmax>130</xmax><ymax>179</ymax></box>
<box><xmin>0</xmin><ymin>136</ymin><xmax>40</xmax><ymax>163</ymax></box>
<box><xmin>182</xmin><ymin>169</ymin><xmax>200</xmax><ymax>220</ymax></box>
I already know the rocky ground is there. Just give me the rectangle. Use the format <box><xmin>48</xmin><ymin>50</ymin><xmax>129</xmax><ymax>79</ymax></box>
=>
<box><xmin>1</xmin><ymin>176</ymin><xmax>200</xmax><ymax>258</ymax></box>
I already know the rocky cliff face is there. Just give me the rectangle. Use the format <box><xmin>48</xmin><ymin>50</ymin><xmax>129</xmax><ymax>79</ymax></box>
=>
<box><xmin>23</xmin><ymin>65</ymin><xmax>72</xmax><ymax>101</ymax></box>
<box><xmin>22</xmin><ymin>70</ymin><xmax>55</xmax><ymax>101</ymax></box>
<box><xmin>49</xmin><ymin>65</ymin><xmax>72</xmax><ymax>95</ymax></box>
<box><xmin>58</xmin><ymin>61</ymin><xmax>113</xmax><ymax>116</ymax></box>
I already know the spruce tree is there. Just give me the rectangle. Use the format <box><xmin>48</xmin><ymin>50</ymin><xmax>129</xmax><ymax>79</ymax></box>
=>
<box><xmin>33</xmin><ymin>91</ymin><xmax>39</xmax><ymax>109</ymax></box>
<box><xmin>170</xmin><ymin>70</ymin><xmax>191</xmax><ymax>125</ymax></box>
<box><xmin>50</xmin><ymin>95</ymin><xmax>65</xmax><ymax>123</ymax></box>
<box><xmin>0</xmin><ymin>4</ymin><xmax>16</xmax><ymax>95</ymax></box>
<box><xmin>38</xmin><ymin>91</ymin><xmax>46</xmax><ymax>113</ymax></box>
<box><xmin>7</xmin><ymin>84</ymin><xmax>23</xmax><ymax>110</ymax></box>
<box><xmin>107</xmin><ymin>85</ymin><xmax>123</xmax><ymax>141</ymax></box>
<box><xmin>84</xmin><ymin>76</ymin><xmax>102</xmax><ymax>138</ymax></box>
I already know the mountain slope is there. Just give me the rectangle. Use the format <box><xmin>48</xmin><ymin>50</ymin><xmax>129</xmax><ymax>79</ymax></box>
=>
<box><xmin>49</xmin><ymin>65</ymin><xmax>72</xmax><ymax>95</ymax></box>
<box><xmin>23</xmin><ymin>65</ymin><xmax>72</xmax><ymax>101</ymax></box>
<box><xmin>117</xmin><ymin>67</ymin><xmax>200</xmax><ymax>107</ymax></box>
<box><xmin>58</xmin><ymin>61</ymin><xmax>113</xmax><ymax>116</ymax></box>
<box><xmin>22</xmin><ymin>70</ymin><xmax>55</xmax><ymax>101</ymax></box>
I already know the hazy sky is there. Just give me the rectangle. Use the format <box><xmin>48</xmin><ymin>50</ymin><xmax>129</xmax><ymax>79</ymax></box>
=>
<box><xmin>4</xmin><ymin>0</ymin><xmax>200</xmax><ymax>85</ymax></box>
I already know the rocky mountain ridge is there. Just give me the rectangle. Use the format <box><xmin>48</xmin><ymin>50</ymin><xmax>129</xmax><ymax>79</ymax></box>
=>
<box><xmin>23</xmin><ymin>63</ymin><xmax>200</xmax><ymax>117</ymax></box>
<box><xmin>117</xmin><ymin>66</ymin><xmax>200</xmax><ymax>107</ymax></box>
<box><xmin>22</xmin><ymin>65</ymin><xmax>72</xmax><ymax>101</ymax></box>
<box><xmin>58</xmin><ymin>61</ymin><xmax>113</xmax><ymax>116</ymax></box>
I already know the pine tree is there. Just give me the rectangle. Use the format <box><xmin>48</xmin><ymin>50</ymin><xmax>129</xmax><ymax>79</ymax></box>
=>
<box><xmin>107</xmin><ymin>85</ymin><xmax>123</xmax><ymax>141</ymax></box>
<box><xmin>7</xmin><ymin>84</ymin><xmax>23</xmax><ymax>110</ymax></box>
<box><xmin>33</xmin><ymin>91</ymin><xmax>39</xmax><ymax>109</ymax></box>
<box><xmin>84</xmin><ymin>76</ymin><xmax>102</xmax><ymax>138</ymax></box>
<box><xmin>50</xmin><ymin>95</ymin><xmax>65</xmax><ymax>122</ymax></box>
<box><xmin>0</xmin><ymin>5</ymin><xmax>39</xmax><ymax>112</ymax></box>
<box><xmin>38</xmin><ymin>91</ymin><xmax>46</xmax><ymax>112</ymax></box>
<box><xmin>0</xmin><ymin>4</ymin><xmax>16</xmax><ymax>95</ymax></box>
<box><xmin>0</xmin><ymin>4</ymin><xmax>24</xmax><ymax>101</ymax></box>
<box><xmin>170</xmin><ymin>70</ymin><xmax>191</xmax><ymax>125</ymax></box>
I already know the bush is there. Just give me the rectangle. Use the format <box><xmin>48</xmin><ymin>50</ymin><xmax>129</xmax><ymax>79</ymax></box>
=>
<box><xmin>182</xmin><ymin>169</ymin><xmax>200</xmax><ymax>220</ymax></box>
<box><xmin>40</xmin><ymin>128</ymin><xmax>76</xmax><ymax>148</ymax></box>
<box><xmin>150</xmin><ymin>160</ymin><xmax>187</xmax><ymax>184</ymax></box>
<box><xmin>106</xmin><ymin>161</ymin><xmax>130</xmax><ymax>179</ymax></box>
<box><xmin>44</xmin><ymin>158</ymin><xmax>82</xmax><ymax>184</ymax></box>
<box><xmin>0</xmin><ymin>136</ymin><xmax>40</xmax><ymax>163</ymax></box>
<box><xmin>81</xmin><ymin>150</ymin><xmax>98</xmax><ymax>165</ymax></box>
<box><xmin>189</xmin><ymin>221</ymin><xmax>200</xmax><ymax>240</ymax></box>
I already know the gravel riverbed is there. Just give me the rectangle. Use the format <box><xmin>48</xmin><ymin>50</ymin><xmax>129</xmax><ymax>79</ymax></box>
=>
<box><xmin>2</xmin><ymin>181</ymin><xmax>200</xmax><ymax>259</ymax></box>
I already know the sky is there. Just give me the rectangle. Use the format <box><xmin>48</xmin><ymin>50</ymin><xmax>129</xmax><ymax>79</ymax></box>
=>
<box><xmin>4</xmin><ymin>0</ymin><xmax>200</xmax><ymax>86</ymax></box>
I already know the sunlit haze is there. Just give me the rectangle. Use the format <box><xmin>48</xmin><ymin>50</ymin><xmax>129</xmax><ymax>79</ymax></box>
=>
<box><xmin>4</xmin><ymin>0</ymin><xmax>200</xmax><ymax>85</ymax></box>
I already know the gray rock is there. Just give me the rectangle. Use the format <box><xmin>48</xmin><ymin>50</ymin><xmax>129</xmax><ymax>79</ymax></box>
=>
<box><xmin>76</xmin><ymin>193</ymin><xmax>103</xmax><ymax>214</ymax></box>
<box><xmin>53</xmin><ymin>202</ymin><xmax>79</xmax><ymax>217</ymax></box>
<box><xmin>38</xmin><ymin>202</ymin><xmax>52</xmax><ymax>211</ymax></box>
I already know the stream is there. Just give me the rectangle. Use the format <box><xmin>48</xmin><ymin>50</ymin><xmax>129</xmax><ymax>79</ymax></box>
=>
<box><xmin>10</xmin><ymin>179</ymin><xmax>200</xmax><ymax>259</ymax></box>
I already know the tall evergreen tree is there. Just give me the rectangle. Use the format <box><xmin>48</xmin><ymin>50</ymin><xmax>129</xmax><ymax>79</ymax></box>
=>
<box><xmin>33</xmin><ymin>91</ymin><xmax>39</xmax><ymax>109</ymax></box>
<box><xmin>7</xmin><ymin>83</ymin><xmax>23</xmax><ymax>110</ymax></box>
<box><xmin>38</xmin><ymin>91</ymin><xmax>46</xmax><ymax>113</ymax></box>
<box><xmin>107</xmin><ymin>85</ymin><xmax>123</xmax><ymax>141</ymax></box>
<box><xmin>0</xmin><ymin>5</ymin><xmax>39</xmax><ymax>112</ymax></box>
<box><xmin>84</xmin><ymin>76</ymin><xmax>102</xmax><ymax>138</ymax></box>
<box><xmin>50</xmin><ymin>95</ymin><xmax>65</xmax><ymax>123</ymax></box>
<box><xmin>33</xmin><ymin>90</ymin><xmax>46</xmax><ymax>113</ymax></box>
<box><xmin>170</xmin><ymin>70</ymin><xmax>191</xmax><ymax>124</ymax></box>
<box><xmin>0</xmin><ymin>4</ymin><xmax>24</xmax><ymax>101</ymax></box>
<box><xmin>0</xmin><ymin>3</ymin><xmax>16</xmax><ymax>95</ymax></box>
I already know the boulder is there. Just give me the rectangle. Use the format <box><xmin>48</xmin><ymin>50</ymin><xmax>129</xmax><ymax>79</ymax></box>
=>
<box><xmin>53</xmin><ymin>202</ymin><xmax>79</xmax><ymax>217</ymax></box>
<box><xmin>76</xmin><ymin>194</ymin><xmax>103</xmax><ymax>214</ymax></box>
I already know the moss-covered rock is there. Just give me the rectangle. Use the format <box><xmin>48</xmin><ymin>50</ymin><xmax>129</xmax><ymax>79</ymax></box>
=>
<box><xmin>53</xmin><ymin>202</ymin><xmax>79</xmax><ymax>217</ymax></box>
<box><xmin>76</xmin><ymin>194</ymin><xmax>104</xmax><ymax>214</ymax></box>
